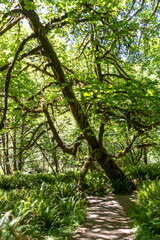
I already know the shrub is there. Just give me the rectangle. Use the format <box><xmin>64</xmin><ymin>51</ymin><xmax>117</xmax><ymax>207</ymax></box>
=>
<box><xmin>0</xmin><ymin>173</ymin><xmax>87</xmax><ymax>240</ymax></box>
<box><xmin>111</xmin><ymin>179</ymin><xmax>133</xmax><ymax>194</ymax></box>
<box><xmin>0</xmin><ymin>172</ymin><xmax>56</xmax><ymax>190</ymax></box>
<box><xmin>130</xmin><ymin>180</ymin><xmax>160</xmax><ymax>239</ymax></box>
<box><xmin>124</xmin><ymin>163</ymin><xmax>160</xmax><ymax>182</ymax></box>
<box><xmin>83</xmin><ymin>170</ymin><xmax>112</xmax><ymax>195</ymax></box>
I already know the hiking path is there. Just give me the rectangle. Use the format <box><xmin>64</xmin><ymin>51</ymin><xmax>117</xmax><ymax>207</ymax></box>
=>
<box><xmin>69</xmin><ymin>194</ymin><xmax>136</xmax><ymax>240</ymax></box>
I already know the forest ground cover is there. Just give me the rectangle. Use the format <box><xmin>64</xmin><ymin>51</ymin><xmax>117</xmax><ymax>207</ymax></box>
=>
<box><xmin>125</xmin><ymin>163</ymin><xmax>160</xmax><ymax>240</ymax></box>
<box><xmin>0</xmin><ymin>171</ymin><xmax>87</xmax><ymax>240</ymax></box>
<box><xmin>0</xmin><ymin>163</ymin><xmax>160</xmax><ymax>239</ymax></box>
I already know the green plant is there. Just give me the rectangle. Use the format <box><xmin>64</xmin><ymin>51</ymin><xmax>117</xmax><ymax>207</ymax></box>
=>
<box><xmin>111</xmin><ymin>179</ymin><xmax>133</xmax><ymax>194</ymax></box>
<box><xmin>0</xmin><ymin>172</ymin><xmax>57</xmax><ymax>190</ymax></box>
<box><xmin>83</xmin><ymin>170</ymin><xmax>112</xmax><ymax>195</ymax></box>
<box><xmin>0</xmin><ymin>172</ymin><xmax>87</xmax><ymax>240</ymax></box>
<box><xmin>131</xmin><ymin>180</ymin><xmax>160</xmax><ymax>239</ymax></box>
<box><xmin>124</xmin><ymin>163</ymin><xmax>160</xmax><ymax>183</ymax></box>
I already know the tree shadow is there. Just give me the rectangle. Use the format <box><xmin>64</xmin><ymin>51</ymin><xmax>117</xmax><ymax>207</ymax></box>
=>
<box><xmin>69</xmin><ymin>195</ymin><xmax>136</xmax><ymax>240</ymax></box>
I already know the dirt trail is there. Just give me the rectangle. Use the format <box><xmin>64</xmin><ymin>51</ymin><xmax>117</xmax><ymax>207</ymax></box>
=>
<box><xmin>69</xmin><ymin>195</ymin><xmax>136</xmax><ymax>240</ymax></box>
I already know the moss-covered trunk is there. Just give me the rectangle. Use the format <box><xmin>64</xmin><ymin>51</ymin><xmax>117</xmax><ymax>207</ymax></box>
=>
<box><xmin>92</xmin><ymin>148</ymin><xmax>126</xmax><ymax>182</ymax></box>
<box><xmin>78</xmin><ymin>156</ymin><xmax>93</xmax><ymax>191</ymax></box>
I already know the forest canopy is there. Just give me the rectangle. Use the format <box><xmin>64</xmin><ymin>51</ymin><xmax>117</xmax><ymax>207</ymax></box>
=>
<box><xmin>0</xmin><ymin>0</ymin><xmax>160</xmax><ymax>186</ymax></box>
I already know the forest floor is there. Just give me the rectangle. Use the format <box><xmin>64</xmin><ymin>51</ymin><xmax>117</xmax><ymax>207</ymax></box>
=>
<box><xmin>69</xmin><ymin>194</ymin><xmax>136</xmax><ymax>240</ymax></box>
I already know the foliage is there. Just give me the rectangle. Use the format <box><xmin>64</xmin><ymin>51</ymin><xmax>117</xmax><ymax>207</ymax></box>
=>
<box><xmin>0</xmin><ymin>0</ymin><xmax>160</xmax><ymax>182</ymax></box>
<box><xmin>111</xmin><ymin>179</ymin><xmax>133</xmax><ymax>194</ymax></box>
<box><xmin>130</xmin><ymin>180</ymin><xmax>160</xmax><ymax>240</ymax></box>
<box><xmin>0</xmin><ymin>172</ymin><xmax>87</xmax><ymax>240</ymax></box>
<box><xmin>83</xmin><ymin>170</ymin><xmax>112</xmax><ymax>195</ymax></box>
<box><xmin>124</xmin><ymin>163</ymin><xmax>160</xmax><ymax>183</ymax></box>
<box><xmin>0</xmin><ymin>172</ymin><xmax>56</xmax><ymax>190</ymax></box>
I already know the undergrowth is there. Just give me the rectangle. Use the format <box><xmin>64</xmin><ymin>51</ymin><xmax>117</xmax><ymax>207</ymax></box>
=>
<box><xmin>130</xmin><ymin>180</ymin><xmax>160</xmax><ymax>240</ymax></box>
<box><xmin>1</xmin><ymin>164</ymin><xmax>158</xmax><ymax>239</ymax></box>
<box><xmin>0</xmin><ymin>172</ymin><xmax>87</xmax><ymax>240</ymax></box>
<box><xmin>124</xmin><ymin>163</ymin><xmax>160</xmax><ymax>183</ymax></box>
<box><xmin>83</xmin><ymin>170</ymin><xmax>112</xmax><ymax>195</ymax></box>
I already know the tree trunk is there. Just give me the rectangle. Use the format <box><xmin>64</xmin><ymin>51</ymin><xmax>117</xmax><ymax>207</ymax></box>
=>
<box><xmin>78</xmin><ymin>155</ymin><xmax>93</xmax><ymax>191</ymax></box>
<box><xmin>143</xmin><ymin>147</ymin><xmax>148</xmax><ymax>165</ymax></box>
<box><xmin>0</xmin><ymin>150</ymin><xmax>5</xmax><ymax>174</ymax></box>
<box><xmin>18</xmin><ymin>118</ymin><xmax>25</xmax><ymax>171</ymax></box>
<box><xmin>92</xmin><ymin>148</ymin><xmax>128</xmax><ymax>182</ymax></box>
<box><xmin>13</xmin><ymin>128</ymin><xmax>17</xmax><ymax>171</ymax></box>
<box><xmin>97</xmin><ymin>151</ymin><xmax>136</xmax><ymax>191</ymax></box>
<box><xmin>2</xmin><ymin>132</ymin><xmax>12</xmax><ymax>175</ymax></box>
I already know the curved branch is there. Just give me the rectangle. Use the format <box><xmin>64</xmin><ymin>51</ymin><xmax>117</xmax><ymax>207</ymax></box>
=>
<box><xmin>25</xmin><ymin>122</ymin><xmax>49</xmax><ymax>150</ymax></box>
<box><xmin>73</xmin><ymin>40</ymin><xmax>90</xmax><ymax>60</ymax></box>
<box><xmin>5</xmin><ymin>95</ymin><xmax>43</xmax><ymax>113</ymax></box>
<box><xmin>150</xmin><ymin>0</ymin><xmax>160</xmax><ymax>17</ymax></box>
<box><xmin>99</xmin><ymin>40</ymin><xmax>117</xmax><ymax>60</ymax></box>
<box><xmin>42</xmin><ymin>104</ymin><xmax>82</xmax><ymax>156</ymax></box>
<box><xmin>127</xmin><ymin>0</ymin><xmax>136</xmax><ymax>16</ymax></box>
<box><xmin>25</xmin><ymin>82</ymin><xmax>55</xmax><ymax>102</ymax></box>
<box><xmin>103</xmin><ymin>73</ymin><xmax>131</xmax><ymax>81</ymax></box>
<box><xmin>2</xmin><ymin>9</ymin><xmax>25</xmax><ymax>20</ymax></box>
<box><xmin>0</xmin><ymin>34</ymin><xmax>35</xmax><ymax>130</ymax></box>
<box><xmin>0</xmin><ymin>63</ymin><xmax>10</xmax><ymax>71</ymax></box>
<box><xmin>26</xmin><ymin>62</ymin><xmax>55</xmax><ymax>78</ymax></box>
<box><xmin>19</xmin><ymin>46</ymin><xmax>42</xmax><ymax>60</ymax></box>
<box><xmin>137</xmin><ymin>143</ymin><xmax>157</xmax><ymax>148</ymax></box>
<box><xmin>0</xmin><ymin>17</ymin><xmax>23</xmax><ymax>36</ymax></box>
<box><xmin>128</xmin><ymin>0</ymin><xmax>146</xmax><ymax>21</ymax></box>
<box><xmin>114</xmin><ymin>135</ymin><xmax>138</xmax><ymax>159</ymax></box>
<box><xmin>45</xmin><ymin>9</ymin><xmax>92</xmax><ymax>32</ymax></box>
<box><xmin>36</xmin><ymin>142</ymin><xmax>58</xmax><ymax>174</ymax></box>
<box><xmin>45</xmin><ymin>12</ymin><xmax>69</xmax><ymax>29</ymax></box>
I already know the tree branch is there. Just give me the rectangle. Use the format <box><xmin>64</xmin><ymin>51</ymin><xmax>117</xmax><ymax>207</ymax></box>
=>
<box><xmin>0</xmin><ymin>63</ymin><xmax>10</xmax><ymax>71</ymax></box>
<box><xmin>42</xmin><ymin>103</ymin><xmax>82</xmax><ymax>156</ymax></box>
<box><xmin>36</xmin><ymin>142</ymin><xmax>57</xmax><ymax>174</ymax></box>
<box><xmin>114</xmin><ymin>135</ymin><xmax>138</xmax><ymax>159</ymax></box>
<box><xmin>7</xmin><ymin>95</ymin><xmax>43</xmax><ymax>113</ymax></box>
<box><xmin>0</xmin><ymin>17</ymin><xmax>23</xmax><ymax>36</ymax></box>
<box><xmin>128</xmin><ymin>0</ymin><xmax>146</xmax><ymax>21</ymax></box>
<box><xmin>73</xmin><ymin>40</ymin><xmax>90</xmax><ymax>60</ymax></box>
<box><xmin>127</xmin><ymin>0</ymin><xmax>136</xmax><ymax>16</ymax></box>
<box><xmin>25</xmin><ymin>82</ymin><xmax>55</xmax><ymax>102</ymax></box>
<box><xmin>26</xmin><ymin>62</ymin><xmax>55</xmax><ymax>78</ymax></box>
<box><xmin>0</xmin><ymin>34</ymin><xmax>35</xmax><ymax>130</ymax></box>
<box><xmin>98</xmin><ymin>123</ymin><xmax>105</xmax><ymax>148</ymax></box>
<box><xmin>25</xmin><ymin>122</ymin><xmax>49</xmax><ymax>150</ymax></box>
<box><xmin>103</xmin><ymin>73</ymin><xmax>131</xmax><ymax>81</ymax></box>
<box><xmin>150</xmin><ymin>0</ymin><xmax>160</xmax><ymax>17</ymax></box>
<box><xmin>19</xmin><ymin>46</ymin><xmax>42</xmax><ymax>60</ymax></box>
<box><xmin>2</xmin><ymin>9</ymin><xmax>26</xmax><ymax>20</ymax></box>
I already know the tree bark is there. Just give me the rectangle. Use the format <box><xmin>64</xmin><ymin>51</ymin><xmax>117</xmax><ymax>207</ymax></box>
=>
<box><xmin>92</xmin><ymin>148</ymin><xmax>127</xmax><ymax>181</ymax></box>
<box><xmin>18</xmin><ymin>118</ymin><xmax>25</xmax><ymax>171</ymax></box>
<box><xmin>143</xmin><ymin>147</ymin><xmax>148</xmax><ymax>165</ymax></box>
<box><xmin>78</xmin><ymin>155</ymin><xmax>93</xmax><ymax>191</ymax></box>
<box><xmin>13</xmin><ymin>128</ymin><xmax>17</xmax><ymax>171</ymax></box>
<box><xmin>2</xmin><ymin>132</ymin><xmax>12</xmax><ymax>175</ymax></box>
<box><xmin>0</xmin><ymin>150</ymin><xmax>5</xmax><ymax>174</ymax></box>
